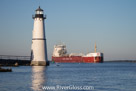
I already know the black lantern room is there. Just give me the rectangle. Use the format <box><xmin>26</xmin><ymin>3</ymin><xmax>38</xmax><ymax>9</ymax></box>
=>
<box><xmin>33</xmin><ymin>6</ymin><xmax>46</xmax><ymax>19</ymax></box>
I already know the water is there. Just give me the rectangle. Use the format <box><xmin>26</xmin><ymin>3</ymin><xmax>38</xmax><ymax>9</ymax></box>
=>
<box><xmin>0</xmin><ymin>62</ymin><xmax>136</xmax><ymax>91</ymax></box>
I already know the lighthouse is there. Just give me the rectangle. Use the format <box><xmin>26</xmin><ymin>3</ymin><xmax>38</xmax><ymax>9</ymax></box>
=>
<box><xmin>31</xmin><ymin>6</ymin><xmax>48</xmax><ymax>66</ymax></box>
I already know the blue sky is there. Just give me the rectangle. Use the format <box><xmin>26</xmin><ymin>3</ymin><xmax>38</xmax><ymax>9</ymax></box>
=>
<box><xmin>0</xmin><ymin>0</ymin><xmax>136</xmax><ymax>61</ymax></box>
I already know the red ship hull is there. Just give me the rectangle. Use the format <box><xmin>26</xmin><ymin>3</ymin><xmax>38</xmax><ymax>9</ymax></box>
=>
<box><xmin>83</xmin><ymin>56</ymin><xmax>103</xmax><ymax>63</ymax></box>
<box><xmin>52</xmin><ymin>56</ymin><xmax>103</xmax><ymax>63</ymax></box>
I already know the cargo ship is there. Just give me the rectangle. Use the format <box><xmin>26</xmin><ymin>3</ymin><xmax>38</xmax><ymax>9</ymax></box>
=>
<box><xmin>52</xmin><ymin>43</ymin><xmax>104</xmax><ymax>63</ymax></box>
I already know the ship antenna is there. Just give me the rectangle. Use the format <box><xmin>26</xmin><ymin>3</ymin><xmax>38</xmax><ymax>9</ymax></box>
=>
<box><xmin>95</xmin><ymin>43</ymin><xmax>97</xmax><ymax>53</ymax></box>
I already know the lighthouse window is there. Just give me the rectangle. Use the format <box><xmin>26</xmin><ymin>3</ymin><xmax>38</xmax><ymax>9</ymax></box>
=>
<box><xmin>36</xmin><ymin>11</ymin><xmax>40</xmax><ymax>14</ymax></box>
<box><xmin>40</xmin><ymin>11</ymin><xmax>43</xmax><ymax>14</ymax></box>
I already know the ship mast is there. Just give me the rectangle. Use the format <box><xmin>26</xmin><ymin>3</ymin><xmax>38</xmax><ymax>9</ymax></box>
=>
<box><xmin>95</xmin><ymin>43</ymin><xmax>97</xmax><ymax>53</ymax></box>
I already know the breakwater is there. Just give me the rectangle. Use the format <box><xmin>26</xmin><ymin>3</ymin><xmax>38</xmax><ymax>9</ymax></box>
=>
<box><xmin>0</xmin><ymin>55</ymin><xmax>31</xmax><ymax>66</ymax></box>
<box><xmin>0</xmin><ymin>55</ymin><xmax>50</xmax><ymax>66</ymax></box>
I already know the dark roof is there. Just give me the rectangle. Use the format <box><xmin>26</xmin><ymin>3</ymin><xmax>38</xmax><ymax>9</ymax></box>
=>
<box><xmin>36</xmin><ymin>6</ymin><xmax>43</xmax><ymax>11</ymax></box>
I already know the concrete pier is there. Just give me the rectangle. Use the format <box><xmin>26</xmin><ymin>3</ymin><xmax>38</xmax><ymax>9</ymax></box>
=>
<box><xmin>30</xmin><ymin>61</ymin><xmax>46</xmax><ymax>66</ymax></box>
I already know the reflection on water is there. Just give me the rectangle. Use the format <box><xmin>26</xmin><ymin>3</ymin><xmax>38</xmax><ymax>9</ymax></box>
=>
<box><xmin>0</xmin><ymin>63</ymin><xmax>136</xmax><ymax>91</ymax></box>
<box><xmin>31</xmin><ymin>66</ymin><xmax>45</xmax><ymax>91</ymax></box>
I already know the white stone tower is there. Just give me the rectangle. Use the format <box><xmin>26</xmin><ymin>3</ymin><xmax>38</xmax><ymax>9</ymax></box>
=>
<box><xmin>31</xmin><ymin>6</ymin><xmax>48</xmax><ymax>66</ymax></box>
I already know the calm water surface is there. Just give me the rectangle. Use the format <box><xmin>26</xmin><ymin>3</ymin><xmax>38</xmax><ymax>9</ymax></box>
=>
<box><xmin>0</xmin><ymin>62</ymin><xmax>136</xmax><ymax>91</ymax></box>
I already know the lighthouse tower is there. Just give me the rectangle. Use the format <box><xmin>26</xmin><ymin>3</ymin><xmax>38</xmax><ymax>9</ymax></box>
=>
<box><xmin>31</xmin><ymin>6</ymin><xmax>48</xmax><ymax>66</ymax></box>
